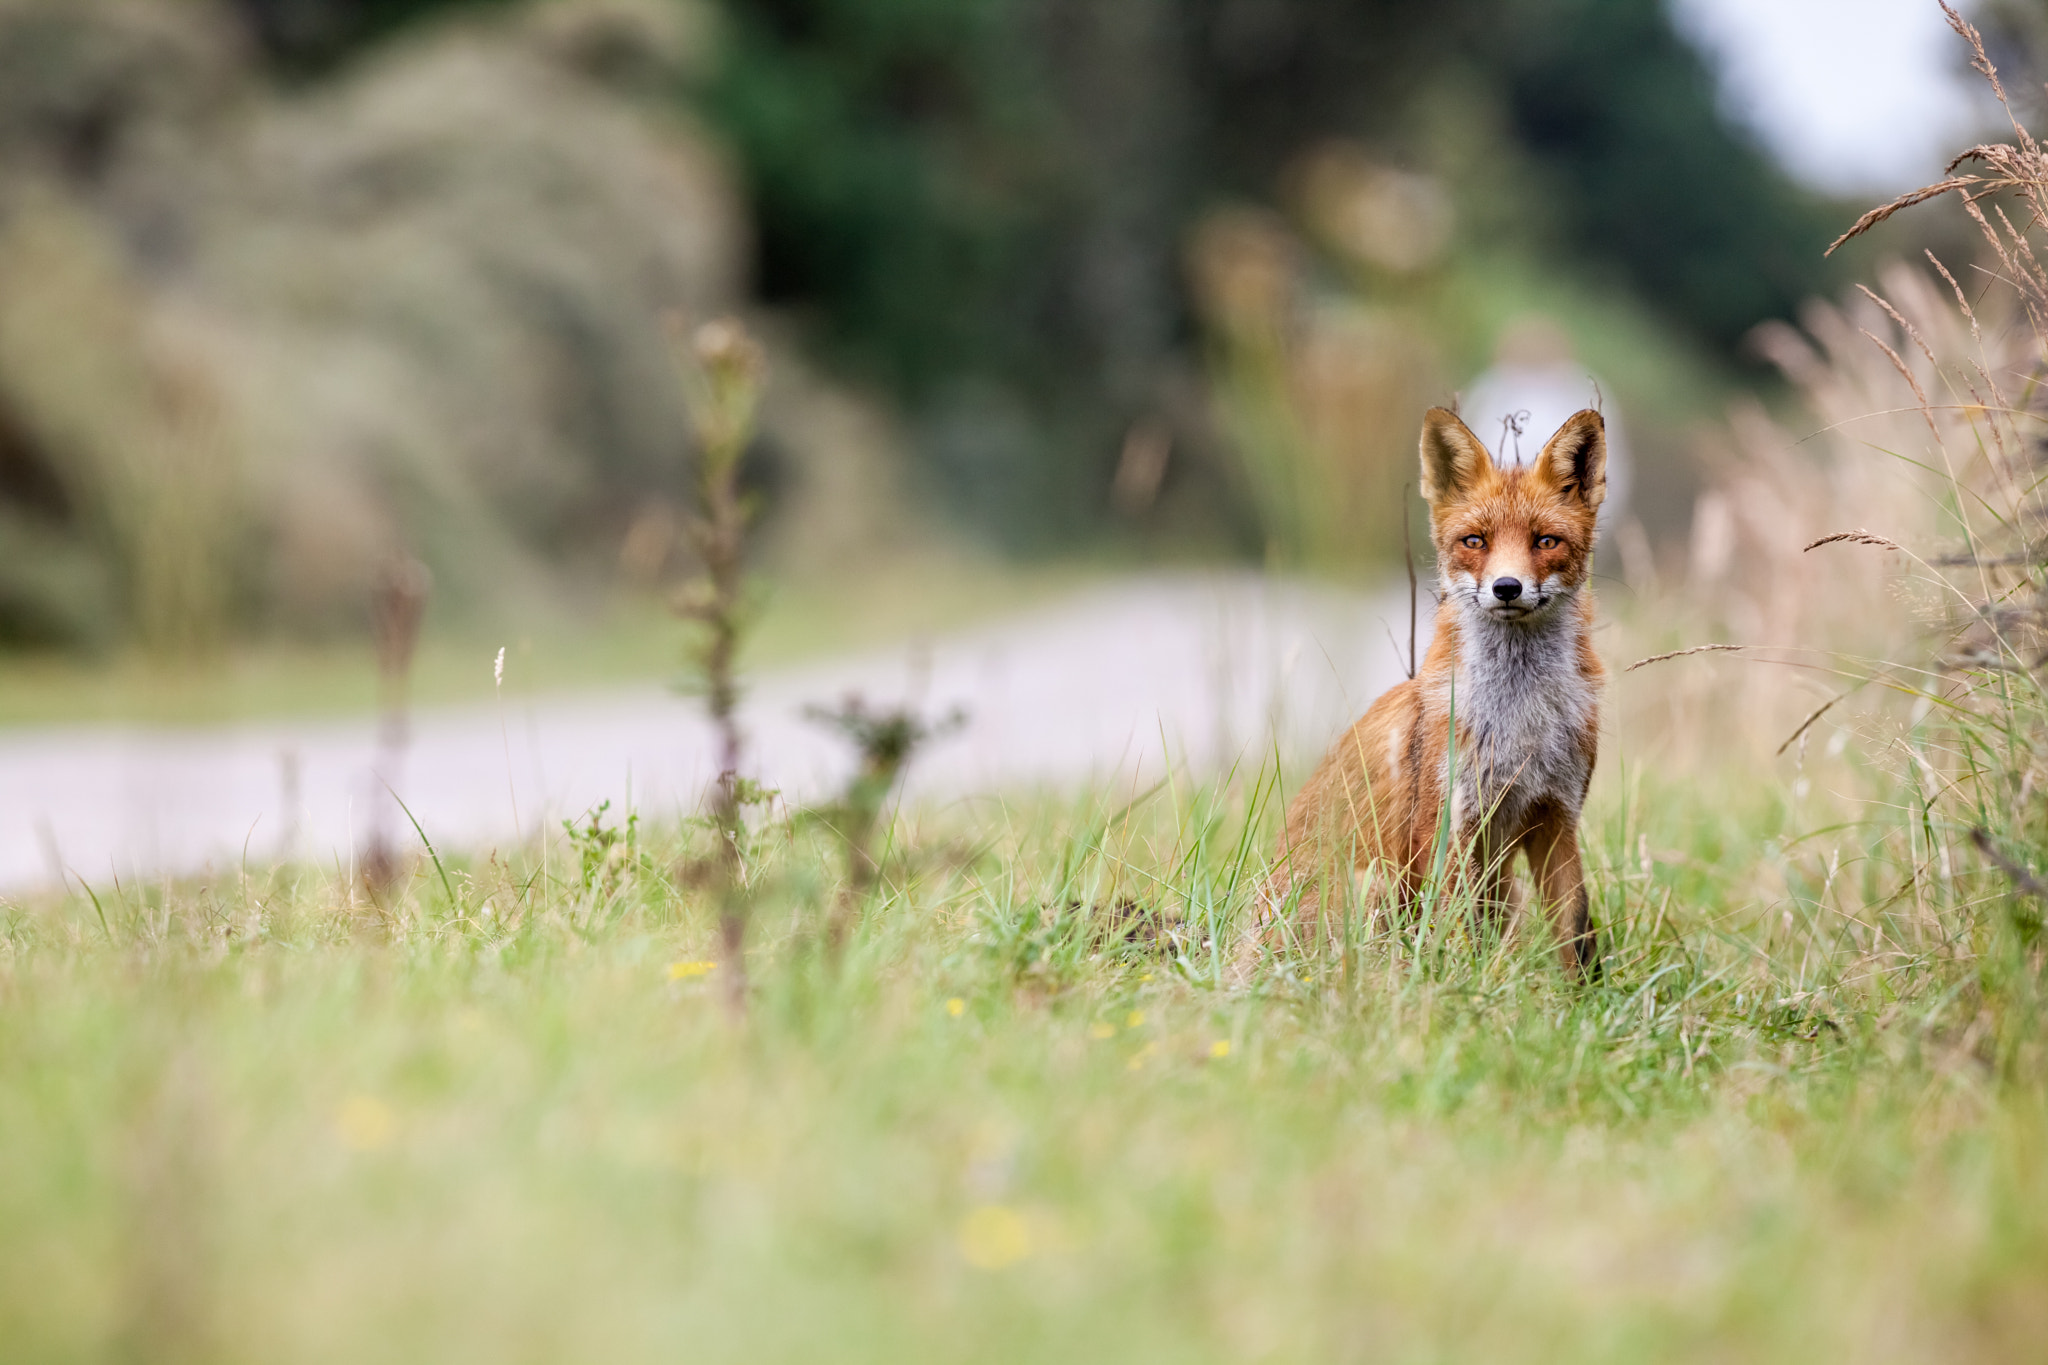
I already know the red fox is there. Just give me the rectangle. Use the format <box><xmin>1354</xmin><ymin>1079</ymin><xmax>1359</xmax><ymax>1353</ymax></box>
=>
<box><xmin>1262</xmin><ymin>406</ymin><xmax>1607</xmax><ymax>980</ymax></box>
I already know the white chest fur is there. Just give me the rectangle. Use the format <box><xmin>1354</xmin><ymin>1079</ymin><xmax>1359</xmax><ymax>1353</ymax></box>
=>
<box><xmin>1447</xmin><ymin>603</ymin><xmax>1598</xmax><ymax>839</ymax></box>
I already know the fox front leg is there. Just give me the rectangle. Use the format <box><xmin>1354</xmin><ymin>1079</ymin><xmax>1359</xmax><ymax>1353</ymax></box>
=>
<box><xmin>1524</xmin><ymin>804</ymin><xmax>1600</xmax><ymax>982</ymax></box>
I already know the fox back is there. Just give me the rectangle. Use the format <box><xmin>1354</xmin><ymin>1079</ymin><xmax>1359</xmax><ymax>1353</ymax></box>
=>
<box><xmin>1264</xmin><ymin>406</ymin><xmax>1608</xmax><ymax>977</ymax></box>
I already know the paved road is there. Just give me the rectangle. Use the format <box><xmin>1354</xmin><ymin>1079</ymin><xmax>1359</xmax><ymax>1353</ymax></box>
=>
<box><xmin>0</xmin><ymin>573</ymin><xmax>1422</xmax><ymax>893</ymax></box>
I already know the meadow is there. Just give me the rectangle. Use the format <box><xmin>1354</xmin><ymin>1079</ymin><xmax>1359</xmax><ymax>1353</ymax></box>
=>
<box><xmin>5</xmin><ymin>10</ymin><xmax>2048</xmax><ymax>1363</ymax></box>
<box><xmin>1</xmin><ymin>739</ymin><xmax>2041</xmax><ymax>1364</ymax></box>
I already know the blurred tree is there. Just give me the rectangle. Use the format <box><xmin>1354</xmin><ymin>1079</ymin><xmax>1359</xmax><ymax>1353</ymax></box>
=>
<box><xmin>1980</xmin><ymin>0</ymin><xmax>2048</xmax><ymax>124</ymax></box>
<box><xmin>1474</xmin><ymin>0</ymin><xmax>1848</xmax><ymax>352</ymax></box>
<box><xmin>230</xmin><ymin>0</ymin><xmax>518</xmax><ymax>67</ymax></box>
<box><xmin>706</xmin><ymin>0</ymin><xmax>1850</xmax><ymax>537</ymax></box>
<box><xmin>707</xmin><ymin>0</ymin><xmax>1199</xmax><ymax>542</ymax></box>
<box><xmin>1182</xmin><ymin>0</ymin><xmax>1847</xmax><ymax>349</ymax></box>
<box><xmin>230</xmin><ymin>0</ymin><xmax>1855</xmax><ymax>544</ymax></box>
<box><xmin>707</xmin><ymin>0</ymin><xmax>1057</xmax><ymax>399</ymax></box>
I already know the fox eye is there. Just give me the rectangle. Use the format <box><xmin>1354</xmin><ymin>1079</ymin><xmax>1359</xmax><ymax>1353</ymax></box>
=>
<box><xmin>1536</xmin><ymin>535</ymin><xmax>1561</xmax><ymax>550</ymax></box>
<box><xmin>1461</xmin><ymin>535</ymin><xmax>1485</xmax><ymax>549</ymax></box>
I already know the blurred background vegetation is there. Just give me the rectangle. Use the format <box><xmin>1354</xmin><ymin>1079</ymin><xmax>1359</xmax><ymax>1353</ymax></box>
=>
<box><xmin>0</xmin><ymin>0</ymin><xmax>1995</xmax><ymax>661</ymax></box>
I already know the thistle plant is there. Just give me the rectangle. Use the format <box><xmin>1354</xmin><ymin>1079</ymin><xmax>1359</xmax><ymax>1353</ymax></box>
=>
<box><xmin>670</xmin><ymin>315</ymin><xmax>767</xmax><ymax>1020</ymax></box>
<box><xmin>804</xmin><ymin>693</ymin><xmax>967</xmax><ymax>962</ymax></box>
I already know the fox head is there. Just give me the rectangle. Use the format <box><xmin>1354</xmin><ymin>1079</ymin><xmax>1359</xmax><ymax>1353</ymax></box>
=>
<box><xmin>1418</xmin><ymin>406</ymin><xmax>1606</xmax><ymax>626</ymax></box>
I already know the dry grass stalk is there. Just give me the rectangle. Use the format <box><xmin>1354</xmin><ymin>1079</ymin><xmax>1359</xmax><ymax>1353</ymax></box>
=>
<box><xmin>1803</xmin><ymin>531</ymin><xmax>1905</xmax><ymax>553</ymax></box>
<box><xmin>1774</xmin><ymin>691</ymin><xmax>1849</xmax><ymax>757</ymax></box>
<box><xmin>361</xmin><ymin>553</ymin><xmax>432</xmax><ymax>896</ymax></box>
<box><xmin>1825</xmin><ymin>179</ymin><xmax>1975</xmax><ymax>258</ymax></box>
<box><xmin>1623</xmin><ymin>643</ymin><xmax>1751</xmax><ymax>673</ymax></box>
<box><xmin>1635</xmin><ymin>0</ymin><xmax>2048</xmax><ymax>1034</ymax></box>
<box><xmin>670</xmin><ymin>315</ymin><xmax>767</xmax><ymax>1021</ymax></box>
<box><xmin>1828</xmin><ymin>7</ymin><xmax>2048</xmax><ymax>315</ymax></box>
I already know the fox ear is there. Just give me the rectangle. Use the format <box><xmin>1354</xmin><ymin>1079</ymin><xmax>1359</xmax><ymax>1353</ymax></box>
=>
<box><xmin>1535</xmin><ymin>409</ymin><xmax>1607</xmax><ymax>511</ymax></box>
<box><xmin>1418</xmin><ymin>407</ymin><xmax>1493</xmax><ymax>505</ymax></box>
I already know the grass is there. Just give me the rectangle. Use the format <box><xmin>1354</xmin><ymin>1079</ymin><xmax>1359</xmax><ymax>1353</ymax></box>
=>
<box><xmin>0</xmin><ymin>556</ymin><xmax>1103</xmax><ymax>729</ymax></box>
<box><xmin>8</xmin><ymin>14</ymin><xmax>2048</xmax><ymax>1362</ymax></box>
<box><xmin>1</xmin><ymin>750</ymin><xmax>2042</xmax><ymax>1364</ymax></box>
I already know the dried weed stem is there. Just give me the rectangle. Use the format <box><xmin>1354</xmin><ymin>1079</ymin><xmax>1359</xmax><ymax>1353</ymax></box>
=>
<box><xmin>671</xmin><ymin>315</ymin><xmax>767</xmax><ymax>1020</ymax></box>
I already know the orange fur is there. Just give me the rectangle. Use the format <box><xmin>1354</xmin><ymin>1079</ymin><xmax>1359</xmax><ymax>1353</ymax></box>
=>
<box><xmin>1262</xmin><ymin>407</ymin><xmax>1608</xmax><ymax>979</ymax></box>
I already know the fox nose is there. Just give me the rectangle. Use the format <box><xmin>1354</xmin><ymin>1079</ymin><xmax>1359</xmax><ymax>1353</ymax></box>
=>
<box><xmin>1491</xmin><ymin>577</ymin><xmax>1523</xmax><ymax>603</ymax></box>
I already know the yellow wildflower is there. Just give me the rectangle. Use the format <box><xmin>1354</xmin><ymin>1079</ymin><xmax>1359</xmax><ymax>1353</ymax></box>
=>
<box><xmin>958</xmin><ymin>1204</ymin><xmax>1032</xmax><ymax>1270</ymax></box>
<box><xmin>1210</xmin><ymin>1040</ymin><xmax>1231</xmax><ymax>1058</ymax></box>
<box><xmin>667</xmin><ymin>960</ymin><xmax>717</xmax><ymax>981</ymax></box>
<box><xmin>946</xmin><ymin>997</ymin><xmax>966</xmax><ymax>1017</ymax></box>
<box><xmin>1125</xmin><ymin>1010</ymin><xmax>1145</xmax><ymax>1029</ymax></box>
<box><xmin>1088</xmin><ymin>1021</ymin><xmax>1115</xmax><ymax>1040</ymax></box>
<box><xmin>335</xmin><ymin>1095</ymin><xmax>396</xmax><ymax>1152</ymax></box>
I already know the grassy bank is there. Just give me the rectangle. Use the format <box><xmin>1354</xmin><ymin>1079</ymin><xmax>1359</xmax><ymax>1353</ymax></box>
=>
<box><xmin>7</xmin><ymin>16</ymin><xmax>2048</xmax><ymax>1363</ymax></box>
<box><xmin>1</xmin><ymin>756</ymin><xmax>2040</xmax><ymax>1364</ymax></box>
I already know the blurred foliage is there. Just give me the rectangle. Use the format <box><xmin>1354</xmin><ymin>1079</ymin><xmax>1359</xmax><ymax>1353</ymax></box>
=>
<box><xmin>0</xmin><ymin>195</ymin><xmax>243</xmax><ymax>657</ymax></box>
<box><xmin>701</xmin><ymin>0</ymin><xmax>1849</xmax><ymax>544</ymax></box>
<box><xmin>700</xmin><ymin>0</ymin><xmax>1850</xmax><ymax>367</ymax></box>
<box><xmin>0</xmin><ymin>0</ymin><xmax>1877</xmax><ymax>653</ymax></box>
<box><xmin>236</xmin><ymin>0</ymin><xmax>1853</xmax><ymax>553</ymax></box>
<box><xmin>709</xmin><ymin>0</ymin><xmax>1852</xmax><ymax>548</ymax></box>
<box><xmin>0</xmin><ymin>0</ymin><xmax>764</xmax><ymax>654</ymax></box>
<box><xmin>1470</xmin><ymin>0</ymin><xmax>1847</xmax><ymax>351</ymax></box>
<box><xmin>707</xmin><ymin>1</ymin><xmax>1193</xmax><ymax>545</ymax></box>
<box><xmin>1982</xmin><ymin>0</ymin><xmax>2048</xmax><ymax>124</ymax></box>
<box><xmin>231</xmin><ymin>0</ymin><xmax>523</xmax><ymax>68</ymax></box>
